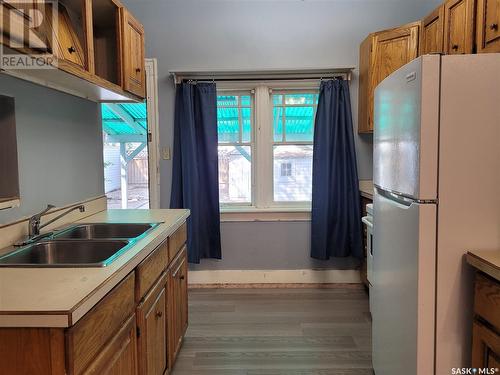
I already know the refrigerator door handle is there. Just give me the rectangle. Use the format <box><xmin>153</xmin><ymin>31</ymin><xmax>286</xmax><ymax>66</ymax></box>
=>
<box><xmin>375</xmin><ymin>187</ymin><xmax>414</xmax><ymax>208</ymax></box>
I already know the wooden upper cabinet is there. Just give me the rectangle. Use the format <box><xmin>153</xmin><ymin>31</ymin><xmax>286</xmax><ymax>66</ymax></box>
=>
<box><xmin>121</xmin><ymin>8</ymin><xmax>146</xmax><ymax>98</ymax></box>
<box><xmin>90</xmin><ymin>0</ymin><xmax>123</xmax><ymax>86</ymax></box>
<box><xmin>137</xmin><ymin>273</ymin><xmax>168</xmax><ymax>375</ymax></box>
<box><xmin>52</xmin><ymin>2</ymin><xmax>86</xmax><ymax>68</ymax></box>
<box><xmin>443</xmin><ymin>0</ymin><xmax>475</xmax><ymax>54</ymax></box>
<box><xmin>476</xmin><ymin>0</ymin><xmax>500</xmax><ymax>52</ymax></box>
<box><xmin>357</xmin><ymin>36</ymin><xmax>373</xmax><ymax>133</ymax></box>
<box><xmin>358</xmin><ymin>22</ymin><xmax>419</xmax><ymax>133</ymax></box>
<box><xmin>421</xmin><ymin>5</ymin><xmax>445</xmax><ymax>54</ymax></box>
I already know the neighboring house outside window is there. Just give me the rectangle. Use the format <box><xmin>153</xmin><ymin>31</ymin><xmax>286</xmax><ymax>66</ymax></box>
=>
<box><xmin>216</xmin><ymin>84</ymin><xmax>318</xmax><ymax>211</ymax></box>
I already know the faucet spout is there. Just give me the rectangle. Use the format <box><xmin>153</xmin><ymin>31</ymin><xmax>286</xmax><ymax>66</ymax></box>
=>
<box><xmin>28</xmin><ymin>204</ymin><xmax>55</xmax><ymax>237</ymax></box>
<box><xmin>39</xmin><ymin>205</ymin><xmax>86</xmax><ymax>233</ymax></box>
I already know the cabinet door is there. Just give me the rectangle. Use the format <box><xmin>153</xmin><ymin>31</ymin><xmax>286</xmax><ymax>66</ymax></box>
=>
<box><xmin>476</xmin><ymin>0</ymin><xmax>500</xmax><ymax>52</ymax></box>
<box><xmin>443</xmin><ymin>0</ymin><xmax>475</xmax><ymax>54</ymax></box>
<box><xmin>421</xmin><ymin>5</ymin><xmax>445</xmax><ymax>54</ymax></box>
<box><xmin>137</xmin><ymin>273</ymin><xmax>167</xmax><ymax>375</ymax></box>
<box><xmin>82</xmin><ymin>315</ymin><xmax>138</xmax><ymax>375</ymax></box>
<box><xmin>369</xmin><ymin>23</ymin><xmax>419</xmax><ymax>132</ymax></box>
<box><xmin>179</xmin><ymin>246</ymin><xmax>188</xmax><ymax>336</ymax></box>
<box><xmin>472</xmin><ymin>321</ymin><xmax>500</xmax><ymax>368</ymax></box>
<box><xmin>168</xmin><ymin>247</ymin><xmax>188</xmax><ymax>366</ymax></box>
<box><xmin>121</xmin><ymin>8</ymin><xmax>145</xmax><ymax>98</ymax></box>
<box><xmin>357</xmin><ymin>35</ymin><xmax>373</xmax><ymax>134</ymax></box>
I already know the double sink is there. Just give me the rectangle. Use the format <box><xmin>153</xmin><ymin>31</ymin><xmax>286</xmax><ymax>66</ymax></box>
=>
<box><xmin>0</xmin><ymin>223</ymin><xmax>160</xmax><ymax>268</ymax></box>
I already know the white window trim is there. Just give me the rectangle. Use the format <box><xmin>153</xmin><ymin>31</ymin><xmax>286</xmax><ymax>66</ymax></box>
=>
<box><xmin>218</xmin><ymin>81</ymin><xmax>319</xmax><ymax>219</ymax></box>
<box><xmin>145</xmin><ymin>58</ymin><xmax>160</xmax><ymax>209</ymax></box>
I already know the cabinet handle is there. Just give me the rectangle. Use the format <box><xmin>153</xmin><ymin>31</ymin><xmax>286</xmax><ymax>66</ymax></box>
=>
<box><xmin>451</xmin><ymin>44</ymin><xmax>459</xmax><ymax>50</ymax></box>
<box><xmin>179</xmin><ymin>275</ymin><xmax>185</xmax><ymax>280</ymax></box>
<box><xmin>135</xmin><ymin>68</ymin><xmax>141</xmax><ymax>73</ymax></box>
<box><xmin>156</xmin><ymin>311</ymin><xmax>163</xmax><ymax>318</ymax></box>
<box><xmin>490</xmin><ymin>23</ymin><xmax>498</xmax><ymax>31</ymax></box>
<box><xmin>68</xmin><ymin>46</ymin><xmax>76</xmax><ymax>54</ymax></box>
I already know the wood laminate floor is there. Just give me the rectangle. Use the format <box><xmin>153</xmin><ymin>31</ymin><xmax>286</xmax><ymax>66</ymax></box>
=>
<box><xmin>171</xmin><ymin>288</ymin><xmax>372</xmax><ymax>375</ymax></box>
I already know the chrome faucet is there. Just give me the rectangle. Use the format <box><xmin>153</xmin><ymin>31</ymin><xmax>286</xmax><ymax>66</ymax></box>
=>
<box><xmin>28</xmin><ymin>204</ymin><xmax>85</xmax><ymax>237</ymax></box>
<box><xmin>28</xmin><ymin>204</ymin><xmax>55</xmax><ymax>238</ymax></box>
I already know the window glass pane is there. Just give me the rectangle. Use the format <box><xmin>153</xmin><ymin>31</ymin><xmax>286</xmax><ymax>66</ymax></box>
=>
<box><xmin>218</xmin><ymin>146</ymin><xmax>251</xmax><ymax>204</ymax></box>
<box><xmin>273</xmin><ymin>94</ymin><xmax>283</xmax><ymax>105</ymax></box>
<box><xmin>217</xmin><ymin>107</ymin><xmax>239</xmax><ymax>143</ymax></box>
<box><xmin>241</xmin><ymin>95</ymin><xmax>251</xmax><ymax>106</ymax></box>
<box><xmin>284</xmin><ymin>106</ymin><xmax>315</xmax><ymax>142</ymax></box>
<box><xmin>273</xmin><ymin>106</ymin><xmax>284</xmax><ymax>142</ymax></box>
<box><xmin>273</xmin><ymin>145</ymin><xmax>313</xmax><ymax>202</ymax></box>
<box><xmin>242</xmin><ymin>107</ymin><xmax>252</xmax><ymax>143</ymax></box>
<box><xmin>217</xmin><ymin>95</ymin><xmax>238</xmax><ymax>107</ymax></box>
<box><xmin>284</xmin><ymin>93</ymin><xmax>319</xmax><ymax>105</ymax></box>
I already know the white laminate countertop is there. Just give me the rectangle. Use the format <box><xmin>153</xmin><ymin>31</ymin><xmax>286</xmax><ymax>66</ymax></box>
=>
<box><xmin>359</xmin><ymin>180</ymin><xmax>374</xmax><ymax>199</ymax></box>
<box><xmin>467</xmin><ymin>250</ymin><xmax>500</xmax><ymax>282</ymax></box>
<box><xmin>0</xmin><ymin>209</ymin><xmax>190</xmax><ymax>328</ymax></box>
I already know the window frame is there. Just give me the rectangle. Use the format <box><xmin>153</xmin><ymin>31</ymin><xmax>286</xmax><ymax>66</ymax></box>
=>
<box><xmin>217</xmin><ymin>90</ymin><xmax>255</xmax><ymax>207</ymax></box>
<box><xmin>270</xmin><ymin>89</ymin><xmax>317</xmax><ymax>206</ymax></box>
<box><xmin>216</xmin><ymin>81</ymin><xmax>319</xmax><ymax>215</ymax></box>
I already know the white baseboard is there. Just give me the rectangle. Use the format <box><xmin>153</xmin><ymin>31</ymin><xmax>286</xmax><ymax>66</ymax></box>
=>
<box><xmin>188</xmin><ymin>269</ymin><xmax>361</xmax><ymax>285</ymax></box>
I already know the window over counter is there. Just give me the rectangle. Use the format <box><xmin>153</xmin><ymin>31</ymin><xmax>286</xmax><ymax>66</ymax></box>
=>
<box><xmin>216</xmin><ymin>85</ymin><xmax>318</xmax><ymax>212</ymax></box>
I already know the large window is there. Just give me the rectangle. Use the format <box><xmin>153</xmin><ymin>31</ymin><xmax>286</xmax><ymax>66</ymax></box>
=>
<box><xmin>217</xmin><ymin>93</ymin><xmax>252</xmax><ymax>204</ymax></box>
<box><xmin>272</xmin><ymin>92</ymin><xmax>317</xmax><ymax>202</ymax></box>
<box><xmin>217</xmin><ymin>86</ymin><xmax>318</xmax><ymax>210</ymax></box>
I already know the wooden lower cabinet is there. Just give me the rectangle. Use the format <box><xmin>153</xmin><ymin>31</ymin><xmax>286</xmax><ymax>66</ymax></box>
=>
<box><xmin>0</xmin><ymin>222</ymin><xmax>189</xmax><ymax>375</ymax></box>
<box><xmin>82</xmin><ymin>315</ymin><xmax>138</xmax><ymax>375</ymax></box>
<box><xmin>168</xmin><ymin>246</ymin><xmax>188</xmax><ymax>366</ymax></box>
<box><xmin>471</xmin><ymin>272</ymin><xmax>500</xmax><ymax>369</ymax></box>
<box><xmin>472</xmin><ymin>321</ymin><xmax>500</xmax><ymax>368</ymax></box>
<box><xmin>137</xmin><ymin>273</ymin><xmax>168</xmax><ymax>375</ymax></box>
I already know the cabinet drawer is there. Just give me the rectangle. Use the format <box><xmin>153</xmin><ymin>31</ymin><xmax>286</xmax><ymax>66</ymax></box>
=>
<box><xmin>136</xmin><ymin>239</ymin><xmax>169</xmax><ymax>301</ymax></box>
<box><xmin>168</xmin><ymin>223</ymin><xmax>187</xmax><ymax>261</ymax></box>
<box><xmin>67</xmin><ymin>272</ymin><xmax>135</xmax><ymax>375</ymax></box>
<box><xmin>474</xmin><ymin>273</ymin><xmax>500</xmax><ymax>330</ymax></box>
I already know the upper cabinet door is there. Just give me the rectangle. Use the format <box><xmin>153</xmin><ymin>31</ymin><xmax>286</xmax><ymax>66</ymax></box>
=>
<box><xmin>368</xmin><ymin>23</ymin><xmax>420</xmax><ymax>132</ymax></box>
<box><xmin>443</xmin><ymin>0</ymin><xmax>475</xmax><ymax>54</ymax></box>
<box><xmin>121</xmin><ymin>9</ymin><xmax>146</xmax><ymax>98</ymax></box>
<box><xmin>476</xmin><ymin>0</ymin><xmax>500</xmax><ymax>52</ymax></box>
<box><xmin>421</xmin><ymin>5</ymin><xmax>445</xmax><ymax>54</ymax></box>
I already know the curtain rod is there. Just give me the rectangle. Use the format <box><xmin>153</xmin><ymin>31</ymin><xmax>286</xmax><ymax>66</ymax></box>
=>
<box><xmin>170</xmin><ymin>68</ymin><xmax>354</xmax><ymax>85</ymax></box>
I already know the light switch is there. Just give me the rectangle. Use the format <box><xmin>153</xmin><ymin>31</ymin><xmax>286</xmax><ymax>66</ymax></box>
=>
<box><xmin>162</xmin><ymin>147</ymin><xmax>171</xmax><ymax>160</ymax></box>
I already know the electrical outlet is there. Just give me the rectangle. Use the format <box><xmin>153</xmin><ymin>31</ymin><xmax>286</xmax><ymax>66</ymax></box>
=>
<box><xmin>162</xmin><ymin>147</ymin><xmax>171</xmax><ymax>160</ymax></box>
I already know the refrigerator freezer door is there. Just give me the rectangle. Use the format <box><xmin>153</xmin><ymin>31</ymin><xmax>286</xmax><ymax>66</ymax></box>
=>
<box><xmin>372</xmin><ymin>189</ymin><xmax>436</xmax><ymax>375</ymax></box>
<box><xmin>373</xmin><ymin>55</ymin><xmax>440</xmax><ymax>201</ymax></box>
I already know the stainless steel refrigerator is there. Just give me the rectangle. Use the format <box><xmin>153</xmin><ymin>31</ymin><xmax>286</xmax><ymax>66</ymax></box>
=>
<box><xmin>372</xmin><ymin>54</ymin><xmax>500</xmax><ymax>375</ymax></box>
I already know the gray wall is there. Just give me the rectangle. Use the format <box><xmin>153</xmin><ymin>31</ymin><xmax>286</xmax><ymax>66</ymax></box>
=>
<box><xmin>123</xmin><ymin>0</ymin><xmax>441</xmax><ymax>270</ymax></box>
<box><xmin>0</xmin><ymin>75</ymin><xmax>104</xmax><ymax>224</ymax></box>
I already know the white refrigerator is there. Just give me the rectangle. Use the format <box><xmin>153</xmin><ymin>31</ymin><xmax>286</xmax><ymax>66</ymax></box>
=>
<box><xmin>372</xmin><ymin>54</ymin><xmax>500</xmax><ymax>375</ymax></box>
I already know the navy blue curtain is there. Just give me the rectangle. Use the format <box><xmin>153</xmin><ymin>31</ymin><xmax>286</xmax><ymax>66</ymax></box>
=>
<box><xmin>170</xmin><ymin>82</ymin><xmax>222</xmax><ymax>263</ymax></box>
<box><xmin>311</xmin><ymin>79</ymin><xmax>362</xmax><ymax>260</ymax></box>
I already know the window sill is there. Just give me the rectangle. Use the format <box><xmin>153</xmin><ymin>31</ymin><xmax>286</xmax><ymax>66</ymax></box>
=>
<box><xmin>220</xmin><ymin>206</ymin><xmax>311</xmax><ymax>222</ymax></box>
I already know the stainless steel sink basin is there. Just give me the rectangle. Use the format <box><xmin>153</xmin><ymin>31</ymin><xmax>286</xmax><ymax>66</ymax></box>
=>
<box><xmin>53</xmin><ymin>223</ymin><xmax>157</xmax><ymax>240</ymax></box>
<box><xmin>0</xmin><ymin>240</ymin><xmax>131</xmax><ymax>267</ymax></box>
